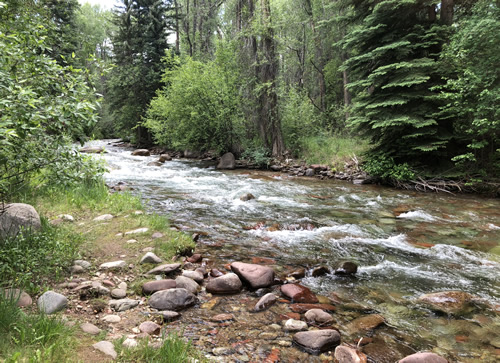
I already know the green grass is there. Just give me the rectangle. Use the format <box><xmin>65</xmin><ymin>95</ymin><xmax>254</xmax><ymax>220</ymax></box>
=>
<box><xmin>0</xmin><ymin>293</ymin><xmax>75</xmax><ymax>362</ymax></box>
<box><xmin>299</xmin><ymin>134</ymin><xmax>369</xmax><ymax>171</ymax></box>
<box><xmin>115</xmin><ymin>331</ymin><xmax>207</xmax><ymax>363</ymax></box>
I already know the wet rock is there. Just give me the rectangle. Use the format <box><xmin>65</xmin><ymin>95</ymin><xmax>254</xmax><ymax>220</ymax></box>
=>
<box><xmin>146</xmin><ymin>263</ymin><xmax>181</xmax><ymax>275</ymax></box>
<box><xmin>345</xmin><ymin>314</ymin><xmax>385</xmax><ymax>334</ymax></box>
<box><xmin>281</xmin><ymin>284</ymin><xmax>319</xmax><ymax>303</ymax></box>
<box><xmin>2</xmin><ymin>288</ymin><xmax>32</xmax><ymax>307</ymax></box>
<box><xmin>159</xmin><ymin>154</ymin><xmax>172</xmax><ymax>162</ymax></box>
<box><xmin>148</xmin><ymin>288</ymin><xmax>196</xmax><ymax>311</ymax></box>
<box><xmin>80</xmin><ymin>322</ymin><xmax>101</xmax><ymax>335</ymax></box>
<box><xmin>217</xmin><ymin>152</ymin><xmax>235</xmax><ymax>170</ymax></box>
<box><xmin>125</xmin><ymin>227</ymin><xmax>149</xmax><ymax>235</ymax></box>
<box><xmin>74</xmin><ymin>260</ymin><xmax>91</xmax><ymax>270</ymax></box>
<box><xmin>93</xmin><ymin>341</ymin><xmax>117</xmax><ymax>359</ymax></box>
<box><xmin>111</xmin><ymin>288</ymin><xmax>127</xmax><ymax>299</ymax></box>
<box><xmin>186</xmin><ymin>253</ymin><xmax>202</xmax><ymax>263</ymax></box>
<box><xmin>289</xmin><ymin>268</ymin><xmax>306</xmax><ymax>279</ymax></box>
<box><xmin>0</xmin><ymin>203</ymin><xmax>41</xmax><ymax>238</ymax></box>
<box><xmin>335</xmin><ymin>261</ymin><xmax>358</xmax><ymax>275</ymax></box>
<box><xmin>305</xmin><ymin>168</ymin><xmax>315</xmax><ymax>177</ymax></box>
<box><xmin>305</xmin><ymin>309</ymin><xmax>333</xmax><ymax>325</ymax></box>
<box><xmin>206</xmin><ymin>273</ymin><xmax>242</xmax><ymax>294</ymax></box>
<box><xmin>37</xmin><ymin>291</ymin><xmax>67</xmax><ymax>314</ymax></box>
<box><xmin>334</xmin><ymin>345</ymin><xmax>367</xmax><ymax>363</ymax></box>
<box><xmin>398</xmin><ymin>352</ymin><xmax>448</xmax><ymax>363</ymax></box>
<box><xmin>230</xmin><ymin>262</ymin><xmax>275</xmax><ymax>289</ymax></box>
<box><xmin>240</xmin><ymin>193</ymin><xmax>255</xmax><ymax>201</ymax></box>
<box><xmin>175</xmin><ymin>276</ymin><xmax>200</xmax><ymax>294</ymax></box>
<box><xmin>109</xmin><ymin>298</ymin><xmax>140</xmax><ymax>312</ymax></box>
<box><xmin>139</xmin><ymin>321</ymin><xmax>161</xmax><ymax>335</ymax></box>
<box><xmin>99</xmin><ymin>260</ymin><xmax>126</xmax><ymax>271</ymax></box>
<box><xmin>140</xmin><ymin>252</ymin><xmax>162</xmax><ymax>264</ymax></box>
<box><xmin>284</xmin><ymin>319</ymin><xmax>308</xmax><ymax>331</ymax></box>
<box><xmin>210</xmin><ymin>268</ymin><xmax>224</xmax><ymax>277</ymax></box>
<box><xmin>101</xmin><ymin>314</ymin><xmax>121</xmax><ymax>323</ymax></box>
<box><xmin>254</xmin><ymin>293</ymin><xmax>277</xmax><ymax>312</ymax></box>
<box><xmin>290</xmin><ymin>303</ymin><xmax>336</xmax><ymax>313</ymax></box>
<box><xmin>131</xmin><ymin>149</ymin><xmax>150</xmax><ymax>156</ymax></box>
<box><xmin>293</xmin><ymin>329</ymin><xmax>341</xmax><ymax>354</ymax></box>
<box><xmin>311</xmin><ymin>266</ymin><xmax>330</xmax><ymax>277</ymax></box>
<box><xmin>211</xmin><ymin>313</ymin><xmax>234</xmax><ymax>322</ymax></box>
<box><xmin>80</xmin><ymin>146</ymin><xmax>105</xmax><ymax>154</ymax></box>
<box><xmin>417</xmin><ymin>291</ymin><xmax>476</xmax><ymax>315</ymax></box>
<box><xmin>93</xmin><ymin>214</ymin><xmax>113</xmax><ymax>222</ymax></box>
<box><xmin>182</xmin><ymin>270</ymin><xmax>204</xmax><ymax>284</ymax></box>
<box><xmin>147</xmin><ymin>161</ymin><xmax>162</xmax><ymax>167</ymax></box>
<box><xmin>142</xmin><ymin>279</ymin><xmax>176</xmax><ymax>295</ymax></box>
<box><xmin>270</xmin><ymin>165</ymin><xmax>282</xmax><ymax>171</ymax></box>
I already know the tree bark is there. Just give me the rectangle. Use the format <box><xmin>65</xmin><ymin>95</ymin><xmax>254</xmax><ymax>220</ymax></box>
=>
<box><xmin>441</xmin><ymin>0</ymin><xmax>454</xmax><ymax>25</ymax></box>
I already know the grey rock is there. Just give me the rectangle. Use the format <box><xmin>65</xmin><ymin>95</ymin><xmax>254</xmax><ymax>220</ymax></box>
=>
<box><xmin>398</xmin><ymin>352</ymin><xmax>448</xmax><ymax>363</ymax></box>
<box><xmin>93</xmin><ymin>214</ymin><xmax>114</xmax><ymax>222</ymax></box>
<box><xmin>142</xmin><ymin>279</ymin><xmax>176</xmax><ymax>295</ymax></box>
<box><xmin>109</xmin><ymin>298</ymin><xmax>140</xmax><ymax>312</ymax></box>
<box><xmin>125</xmin><ymin>227</ymin><xmax>149</xmax><ymax>235</ymax></box>
<box><xmin>182</xmin><ymin>270</ymin><xmax>204</xmax><ymax>283</ymax></box>
<box><xmin>131</xmin><ymin>149</ymin><xmax>150</xmax><ymax>156</ymax></box>
<box><xmin>293</xmin><ymin>329</ymin><xmax>341</xmax><ymax>354</ymax></box>
<box><xmin>217</xmin><ymin>152</ymin><xmax>235</xmax><ymax>170</ymax></box>
<box><xmin>80</xmin><ymin>322</ymin><xmax>101</xmax><ymax>335</ymax></box>
<box><xmin>254</xmin><ymin>293</ymin><xmax>277</xmax><ymax>312</ymax></box>
<box><xmin>111</xmin><ymin>288</ymin><xmax>127</xmax><ymax>299</ymax></box>
<box><xmin>74</xmin><ymin>260</ymin><xmax>91</xmax><ymax>270</ymax></box>
<box><xmin>206</xmin><ymin>273</ymin><xmax>242</xmax><ymax>294</ymax></box>
<box><xmin>140</xmin><ymin>252</ymin><xmax>162</xmax><ymax>264</ymax></box>
<box><xmin>0</xmin><ymin>203</ymin><xmax>41</xmax><ymax>238</ymax></box>
<box><xmin>99</xmin><ymin>260</ymin><xmax>126</xmax><ymax>271</ymax></box>
<box><xmin>93</xmin><ymin>341</ymin><xmax>117</xmax><ymax>359</ymax></box>
<box><xmin>154</xmin><ymin>310</ymin><xmax>181</xmax><ymax>321</ymax></box>
<box><xmin>213</xmin><ymin>347</ymin><xmax>234</xmax><ymax>356</ymax></box>
<box><xmin>37</xmin><ymin>291</ymin><xmax>68</xmax><ymax>314</ymax></box>
<box><xmin>284</xmin><ymin>319</ymin><xmax>308</xmax><ymax>331</ymax></box>
<box><xmin>80</xmin><ymin>146</ymin><xmax>105</xmax><ymax>154</ymax></box>
<box><xmin>230</xmin><ymin>262</ymin><xmax>275</xmax><ymax>289</ymax></box>
<box><xmin>2</xmin><ymin>288</ymin><xmax>32</xmax><ymax>307</ymax></box>
<box><xmin>305</xmin><ymin>168</ymin><xmax>315</xmax><ymax>177</ymax></box>
<box><xmin>101</xmin><ymin>314</ymin><xmax>121</xmax><ymax>323</ymax></box>
<box><xmin>148</xmin><ymin>288</ymin><xmax>196</xmax><ymax>311</ymax></box>
<box><xmin>71</xmin><ymin>265</ymin><xmax>85</xmax><ymax>274</ymax></box>
<box><xmin>146</xmin><ymin>263</ymin><xmax>181</xmax><ymax>275</ymax></box>
<box><xmin>305</xmin><ymin>309</ymin><xmax>334</xmax><ymax>325</ymax></box>
<box><xmin>334</xmin><ymin>345</ymin><xmax>367</xmax><ymax>363</ymax></box>
<box><xmin>175</xmin><ymin>276</ymin><xmax>200</xmax><ymax>294</ymax></box>
<box><xmin>118</xmin><ymin>282</ymin><xmax>127</xmax><ymax>290</ymax></box>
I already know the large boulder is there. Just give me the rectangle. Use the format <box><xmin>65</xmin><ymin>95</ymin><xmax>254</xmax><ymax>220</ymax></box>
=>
<box><xmin>79</xmin><ymin>146</ymin><xmax>105</xmax><ymax>154</ymax></box>
<box><xmin>230</xmin><ymin>262</ymin><xmax>275</xmax><ymax>289</ymax></box>
<box><xmin>148</xmin><ymin>288</ymin><xmax>196</xmax><ymax>311</ymax></box>
<box><xmin>417</xmin><ymin>291</ymin><xmax>476</xmax><ymax>315</ymax></box>
<box><xmin>0</xmin><ymin>203</ymin><xmax>41</xmax><ymax>238</ymax></box>
<box><xmin>131</xmin><ymin>149</ymin><xmax>150</xmax><ymax>156</ymax></box>
<box><xmin>293</xmin><ymin>329</ymin><xmax>341</xmax><ymax>354</ymax></box>
<box><xmin>217</xmin><ymin>152</ymin><xmax>236</xmax><ymax>170</ymax></box>
<box><xmin>398</xmin><ymin>352</ymin><xmax>448</xmax><ymax>363</ymax></box>
<box><xmin>206</xmin><ymin>273</ymin><xmax>242</xmax><ymax>294</ymax></box>
<box><xmin>37</xmin><ymin>291</ymin><xmax>68</xmax><ymax>314</ymax></box>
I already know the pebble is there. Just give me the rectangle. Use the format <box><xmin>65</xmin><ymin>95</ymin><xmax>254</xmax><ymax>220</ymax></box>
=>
<box><xmin>92</xmin><ymin>341</ymin><xmax>117</xmax><ymax>359</ymax></box>
<box><xmin>284</xmin><ymin>319</ymin><xmax>308</xmax><ymax>331</ymax></box>
<box><xmin>101</xmin><ymin>314</ymin><xmax>121</xmax><ymax>323</ymax></box>
<box><xmin>140</xmin><ymin>252</ymin><xmax>162</xmax><ymax>264</ymax></box>
<box><xmin>93</xmin><ymin>214</ymin><xmax>114</xmax><ymax>221</ymax></box>
<box><xmin>99</xmin><ymin>260</ymin><xmax>127</xmax><ymax>271</ymax></box>
<box><xmin>111</xmin><ymin>288</ymin><xmax>127</xmax><ymax>299</ymax></box>
<box><xmin>125</xmin><ymin>227</ymin><xmax>149</xmax><ymax>235</ymax></box>
<box><xmin>80</xmin><ymin>322</ymin><xmax>101</xmax><ymax>335</ymax></box>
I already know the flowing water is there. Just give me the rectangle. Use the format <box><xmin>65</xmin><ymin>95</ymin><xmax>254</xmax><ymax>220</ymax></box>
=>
<box><xmin>91</xmin><ymin>140</ymin><xmax>500</xmax><ymax>361</ymax></box>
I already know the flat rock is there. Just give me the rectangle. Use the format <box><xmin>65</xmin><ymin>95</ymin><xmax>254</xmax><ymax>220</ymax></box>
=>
<box><xmin>0</xmin><ymin>203</ymin><xmax>41</xmax><ymax>238</ymax></box>
<box><xmin>230</xmin><ymin>262</ymin><xmax>275</xmax><ymax>289</ymax></box>
<box><xmin>74</xmin><ymin>260</ymin><xmax>91</xmax><ymax>270</ymax></box>
<box><xmin>417</xmin><ymin>291</ymin><xmax>476</xmax><ymax>315</ymax></box>
<box><xmin>111</xmin><ymin>288</ymin><xmax>127</xmax><ymax>299</ymax></box>
<box><xmin>335</xmin><ymin>261</ymin><xmax>358</xmax><ymax>275</ymax></box>
<box><xmin>152</xmin><ymin>232</ymin><xmax>164</xmax><ymax>239</ymax></box>
<box><xmin>80</xmin><ymin>146</ymin><xmax>105</xmax><ymax>154</ymax></box>
<box><xmin>335</xmin><ymin>345</ymin><xmax>368</xmax><ymax>363</ymax></box>
<box><xmin>131</xmin><ymin>149</ymin><xmax>150</xmax><ymax>156</ymax></box>
<box><xmin>290</xmin><ymin>303</ymin><xmax>336</xmax><ymax>313</ymax></box>
<box><xmin>140</xmin><ymin>252</ymin><xmax>162</xmax><ymax>264</ymax></box>
<box><xmin>254</xmin><ymin>293</ymin><xmax>277</xmax><ymax>312</ymax></box>
<box><xmin>2</xmin><ymin>288</ymin><xmax>32</xmax><ymax>307</ymax></box>
<box><xmin>139</xmin><ymin>321</ymin><xmax>161</xmax><ymax>335</ymax></box>
<box><xmin>148</xmin><ymin>288</ymin><xmax>196</xmax><ymax>311</ymax></box>
<box><xmin>81</xmin><ymin>322</ymin><xmax>101</xmax><ymax>335</ymax></box>
<box><xmin>101</xmin><ymin>314</ymin><xmax>121</xmax><ymax>323</ymax></box>
<box><xmin>125</xmin><ymin>227</ymin><xmax>149</xmax><ymax>235</ymax></box>
<box><xmin>99</xmin><ymin>260</ymin><xmax>126</xmax><ymax>271</ymax></box>
<box><xmin>146</xmin><ymin>263</ymin><xmax>181</xmax><ymax>275</ymax></box>
<box><xmin>93</xmin><ymin>341</ymin><xmax>117</xmax><ymax>359</ymax></box>
<box><xmin>284</xmin><ymin>319</ymin><xmax>308</xmax><ymax>331</ymax></box>
<box><xmin>305</xmin><ymin>309</ymin><xmax>334</xmax><ymax>325</ymax></box>
<box><xmin>206</xmin><ymin>273</ymin><xmax>242</xmax><ymax>294</ymax></box>
<box><xmin>37</xmin><ymin>291</ymin><xmax>67</xmax><ymax>314</ymax></box>
<box><xmin>182</xmin><ymin>270</ymin><xmax>204</xmax><ymax>283</ymax></box>
<box><xmin>281</xmin><ymin>284</ymin><xmax>319</xmax><ymax>303</ymax></box>
<box><xmin>211</xmin><ymin>313</ymin><xmax>234</xmax><ymax>322</ymax></box>
<box><xmin>175</xmin><ymin>276</ymin><xmax>200</xmax><ymax>294</ymax></box>
<box><xmin>345</xmin><ymin>314</ymin><xmax>385</xmax><ymax>334</ymax></box>
<box><xmin>293</xmin><ymin>329</ymin><xmax>341</xmax><ymax>354</ymax></box>
<box><xmin>109</xmin><ymin>298</ymin><xmax>140</xmax><ymax>312</ymax></box>
<box><xmin>398</xmin><ymin>352</ymin><xmax>448</xmax><ymax>363</ymax></box>
<box><xmin>93</xmin><ymin>214</ymin><xmax>114</xmax><ymax>222</ymax></box>
<box><xmin>155</xmin><ymin>310</ymin><xmax>180</xmax><ymax>321</ymax></box>
<box><xmin>142</xmin><ymin>279</ymin><xmax>176</xmax><ymax>295</ymax></box>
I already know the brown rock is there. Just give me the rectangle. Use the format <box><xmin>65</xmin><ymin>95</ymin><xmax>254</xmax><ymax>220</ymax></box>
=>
<box><xmin>159</xmin><ymin>154</ymin><xmax>172</xmax><ymax>162</ymax></box>
<box><xmin>231</xmin><ymin>262</ymin><xmax>275</xmax><ymax>289</ymax></box>
<box><xmin>186</xmin><ymin>254</ymin><xmax>202</xmax><ymax>263</ymax></box>
<box><xmin>417</xmin><ymin>291</ymin><xmax>476</xmax><ymax>315</ymax></box>
<box><xmin>210</xmin><ymin>268</ymin><xmax>224</xmax><ymax>277</ymax></box>
<box><xmin>206</xmin><ymin>273</ymin><xmax>242</xmax><ymax>294</ymax></box>
<box><xmin>311</xmin><ymin>266</ymin><xmax>330</xmax><ymax>277</ymax></box>
<box><xmin>139</xmin><ymin>321</ymin><xmax>161</xmax><ymax>335</ymax></box>
<box><xmin>289</xmin><ymin>268</ymin><xmax>306</xmax><ymax>279</ymax></box>
<box><xmin>305</xmin><ymin>309</ymin><xmax>333</xmax><ymax>325</ymax></box>
<box><xmin>80</xmin><ymin>322</ymin><xmax>101</xmax><ymax>335</ymax></box>
<box><xmin>142</xmin><ymin>279</ymin><xmax>176</xmax><ymax>295</ymax></box>
<box><xmin>2</xmin><ymin>289</ymin><xmax>32</xmax><ymax>307</ymax></box>
<box><xmin>398</xmin><ymin>352</ymin><xmax>448</xmax><ymax>363</ymax></box>
<box><xmin>290</xmin><ymin>303</ymin><xmax>336</xmax><ymax>313</ymax></box>
<box><xmin>334</xmin><ymin>261</ymin><xmax>358</xmax><ymax>275</ymax></box>
<box><xmin>254</xmin><ymin>293</ymin><xmax>277</xmax><ymax>312</ymax></box>
<box><xmin>281</xmin><ymin>284</ymin><xmax>319</xmax><ymax>303</ymax></box>
<box><xmin>293</xmin><ymin>329</ymin><xmax>341</xmax><ymax>354</ymax></box>
<box><xmin>131</xmin><ymin>149</ymin><xmax>150</xmax><ymax>156</ymax></box>
<box><xmin>210</xmin><ymin>314</ymin><xmax>234</xmax><ymax>322</ymax></box>
<box><xmin>345</xmin><ymin>314</ymin><xmax>385</xmax><ymax>334</ymax></box>
<box><xmin>335</xmin><ymin>345</ymin><xmax>367</xmax><ymax>363</ymax></box>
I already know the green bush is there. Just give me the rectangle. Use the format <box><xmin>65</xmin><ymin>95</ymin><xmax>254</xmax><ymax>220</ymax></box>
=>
<box><xmin>363</xmin><ymin>155</ymin><xmax>415</xmax><ymax>182</ymax></box>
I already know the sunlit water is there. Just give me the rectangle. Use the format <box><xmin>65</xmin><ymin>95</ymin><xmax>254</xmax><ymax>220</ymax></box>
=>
<box><xmin>89</xmin><ymin>140</ymin><xmax>500</xmax><ymax>361</ymax></box>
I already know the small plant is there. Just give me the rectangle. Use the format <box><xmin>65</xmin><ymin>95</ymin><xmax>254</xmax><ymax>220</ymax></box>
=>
<box><xmin>241</xmin><ymin>145</ymin><xmax>271</xmax><ymax>167</ymax></box>
<box><xmin>363</xmin><ymin>155</ymin><xmax>416</xmax><ymax>182</ymax></box>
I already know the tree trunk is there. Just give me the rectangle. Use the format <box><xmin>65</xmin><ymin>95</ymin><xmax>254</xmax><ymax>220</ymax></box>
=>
<box><xmin>441</xmin><ymin>0</ymin><xmax>454</xmax><ymax>25</ymax></box>
<box><xmin>174</xmin><ymin>0</ymin><xmax>180</xmax><ymax>53</ymax></box>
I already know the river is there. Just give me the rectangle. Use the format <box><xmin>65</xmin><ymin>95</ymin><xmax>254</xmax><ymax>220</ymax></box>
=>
<box><xmin>90</xmin><ymin>140</ymin><xmax>500</xmax><ymax>362</ymax></box>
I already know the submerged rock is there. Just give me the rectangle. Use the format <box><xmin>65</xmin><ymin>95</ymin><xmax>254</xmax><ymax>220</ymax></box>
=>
<box><xmin>334</xmin><ymin>261</ymin><xmax>358</xmax><ymax>275</ymax></box>
<box><xmin>345</xmin><ymin>314</ymin><xmax>385</xmax><ymax>334</ymax></box>
<box><xmin>334</xmin><ymin>345</ymin><xmax>368</xmax><ymax>363</ymax></box>
<box><xmin>230</xmin><ymin>262</ymin><xmax>275</xmax><ymax>289</ymax></box>
<box><xmin>293</xmin><ymin>329</ymin><xmax>341</xmax><ymax>354</ymax></box>
<box><xmin>281</xmin><ymin>284</ymin><xmax>319</xmax><ymax>303</ymax></box>
<box><xmin>305</xmin><ymin>308</ymin><xmax>333</xmax><ymax>325</ymax></box>
<box><xmin>254</xmin><ymin>293</ymin><xmax>277</xmax><ymax>312</ymax></box>
<box><xmin>417</xmin><ymin>291</ymin><xmax>476</xmax><ymax>315</ymax></box>
<box><xmin>398</xmin><ymin>352</ymin><xmax>448</xmax><ymax>363</ymax></box>
<box><xmin>206</xmin><ymin>273</ymin><xmax>242</xmax><ymax>294</ymax></box>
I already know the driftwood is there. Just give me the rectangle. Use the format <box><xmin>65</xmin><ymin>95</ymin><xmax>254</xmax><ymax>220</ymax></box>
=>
<box><xmin>394</xmin><ymin>177</ymin><xmax>500</xmax><ymax>196</ymax></box>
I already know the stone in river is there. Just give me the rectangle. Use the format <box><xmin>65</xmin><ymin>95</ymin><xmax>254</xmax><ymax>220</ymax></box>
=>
<box><xmin>142</xmin><ymin>279</ymin><xmax>176</xmax><ymax>295</ymax></box>
<box><xmin>417</xmin><ymin>291</ymin><xmax>476</xmax><ymax>315</ymax></box>
<box><xmin>334</xmin><ymin>345</ymin><xmax>368</xmax><ymax>363</ymax></box>
<box><xmin>109</xmin><ymin>298</ymin><xmax>140</xmax><ymax>312</ymax></box>
<box><xmin>148</xmin><ymin>288</ymin><xmax>196</xmax><ymax>311</ymax></box>
<box><xmin>254</xmin><ymin>293</ymin><xmax>277</xmax><ymax>312</ymax></box>
<box><xmin>281</xmin><ymin>284</ymin><xmax>319</xmax><ymax>303</ymax></box>
<box><xmin>334</xmin><ymin>261</ymin><xmax>358</xmax><ymax>275</ymax></box>
<box><xmin>293</xmin><ymin>329</ymin><xmax>341</xmax><ymax>354</ymax></box>
<box><xmin>289</xmin><ymin>268</ymin><xmax>306</xmax><ymax>279</ymax></box>
<box><xmin>146</xmin><ymin>263</ymin><xmax>181</xmax><ymax>275</ymax></box>
<box><xmin>240</xmin><ymin>193</ymin><xmax>255</xmax><ymax>201</ymax></box>
<box><xmin>186</xmin><ymin>253</ymin><xmax>202</xmax><ymax>263</ymax></box>
<box><xmin>206</xmin><ymin>273</ymin><xmax>242</xmax><ymax>294</ymax></box>
<box><xmin>216</xmin><ymin>152</ymin><xmax>235</xmax><ymax>170</ymax></box>
<box><xmin>210</xmin><ymin>313</ymin><xmax>234</xmax><ymax>322</ymax></box>
<box><xmin>37</xmin><ymin>291</ymin><xmax>68</xmax><ymax>314</ymax></box>
<box><xmin>290</xmin><ymin>303</ymin><xmax>336</xmax><ymax>313</ymax></box>
<box><xmin>230</xmin><ymin>262</ymin><xmax>275</xmax><ymax>289</ymax></box>
<box><xmin>182</xmin><ymin>270</ymin><xmax>204</xmax><ymax>283</ymax></box>
<box><xmin>311</xmin><ymin>266</ymin><xmax>330</xmax><ymax>277</ymax></box>
<box><xmin>398</xmin><ymin>352</ymin><xmax>448</xmax><ymax>363</ymax></box>
<box><xmin>284</xmin><ymin>319</ymin><xmax>308</xmax><ymax>331</ymax></box>
<box><xmin>305</xmin><ymin>309</ymin><xmax>334</xmax><ymax>325</ymax></box>
<box><xmin>345</xmin><ymin>314</ymin><xmax>385</xmax><ymax>334</ymax></box>
<box><xmin>93</xmin><ymin>341</ymin><xmax>117</xmax><ymax>359</ymax></box>
<box><xmin>175</xmin><ymin>276</ymin><xmax>200</xmax><ymax>294</ymax></box>
<box><xmin>131</xmin><ymin>149</ymin><xmax>150</xmax><ymax>156</ymax></box>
